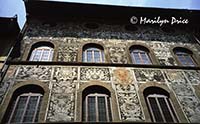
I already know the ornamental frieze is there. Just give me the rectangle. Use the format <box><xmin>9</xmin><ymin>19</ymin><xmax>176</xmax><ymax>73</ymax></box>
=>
<box><xmin>57</xmin><ymin>45</ymin><xmax>78</xmax><ymax>62</ymax></box>
<box><xmin>53</xmin><ymin>67</ymin><xmax>78</xmax><ymax>82</ymax></box>
<box><xmin>80</xmin><ymin>67</ymin><xmax>110</xmax><ymax>81</ymax></box>
<box><xmin>16</xmin><ymin>66</ymin><xmax>52</xmax><ymax>80</ymax></box>
<box><xmin>164</xmin><ymin>71</ymin><xmax>188</xmax><ymax>84</ymax></box>
<box><xmin>109</xmin><ymin>47</ymin><xmax>128</xmax><ymax>64</ymax></box>
<box><xmin>134</xmin><ymin>69</ymin><xmax>165</xmax><ymax>82</ymax></box>
<box><xmin>184</xmin><ymin>71</ymin><xmax>200</xmax><ymax>85</ymax></box>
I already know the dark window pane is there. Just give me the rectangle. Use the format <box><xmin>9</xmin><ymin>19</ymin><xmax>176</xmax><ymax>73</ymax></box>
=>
<box><xmin>98</xmin><ymin>97</ymin><xmax>107</xmax><ymax>122</ymax></box>
<box><xmin>5</xmin><ymin>99</ymin><xmax>17</xmax><ymax>122</ymax></box>
<box><xmin>82</xmin><ymin>98</ymin><xmax>86</xmax><ymax>121</ymax></box>
<box><xmin>185</xmin><ymin>56</ymin><xmax>195</xmax><ymax>66</ymax></box>
<box><xmin>107</xmin><ymin>97</ymin><xmax>112</xmax><ymax>121</ymax></box>
<box><xmin>87</xmin><ymin>51</ymin><xmax>92</xmax><ymax>62</ymax></box>
<box><xmin>167</xmin><ymin>99</ymin><xmax>179</xmax><ymax>122</ymax></box>
<box><xmin>148</xmin><ymin>98</ymin><xmax>164</xmax><ymax>122</ymax></box>
<box><xmin>94</xmin><ymin>51</ymin><xmax>101</xmax><ymax>62</ymax></box>
<box><xmin>23</xmin><ymin>96</ymin><xmax>38</xmax><ymax>122</ymax></box>
<box><xmin>177</xmin><ymin>52</ymin><xmax>195</xmax><ymax>66</ymax></box>
<box><xmin>88</xmin><ymin>96</ymin><xmax>96</xmax><ymax>121</ymax></box>
<box><xmin>158</xmin><ymin>98</ymin><xmax>174</xmax><ymax>122</ymax></box>
<box><xmin>11</xmin><ymin>96</ymin><xmax>28</xmax><ymax>123</ymax></box>
<box><xmin>133</xmin><ymin>53</ymin><xmax>142</xmax><ymax>64</ymax></box>
<box><xmin>34</xmin><ymin>96</ymin><xmax>42</xmax><ymax>122</ymax></box>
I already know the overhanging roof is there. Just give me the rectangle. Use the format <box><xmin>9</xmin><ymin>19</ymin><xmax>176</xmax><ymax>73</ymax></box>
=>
<box><xmin>0</xmin><ymin>16</ymin><xmax>20</xmax><ymax>36</ymax></box>
<box><xmin>24</xmin><ymin>0</ymin><xmax>200</xmax><ymax>27</ymax></box>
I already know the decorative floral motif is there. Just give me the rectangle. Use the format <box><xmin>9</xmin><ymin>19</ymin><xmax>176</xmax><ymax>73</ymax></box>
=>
<box><xmin>178</xmin><ymin>96</ymin><xmax>200</xmax><ymax>122</ymax></box>
<box><xmin>117</xmin><ymin>92</ymin><xmax>144</xmax><ymax>121</ymax></box>
<box><xmin>165</xmin><ymin>71</ymin><xmax>188</xmax><ymax>84</ymax></box>
<box><xmin>109</xmin><ymin>47</ymin><xmax>128</xmax><ymax>64</ymax></box>
<box><xmin>47</xmin><ymin>93</ymin><xmax>75</xmax><ymax>122</ymax></box>
<box><xmin>134</xmin><ymin>69</ymin><xmax>165</xmax><ymax>82</ymax></box>
<box><xmin>53</xmin><ymin>67</ymin><xmax>78</xmax><ymax>81</ymax></box>
<box><xmin>80</xmin><ymin>67</ymin><xmax>110</xmax><ymax>81</ymax></box>
<box><xmin>149</xmin><ymin>42</ymin><xmax>177</xmax><ymax>66</ymax></box>
<box><xmin>57</xmin><ymin>46</ymin><xmax>78</xmax><ymax>62</ymax></box>
<box><xmin>115</xmin><ymin>84</ymin><xmax>136</xmax><ymax>92</ymax></box>
<box><xmin>16</xmin><ymin>66</ymin><xmax>52</xmax><ymax>80</ymax></box>
<box><xmin>165</xmin><ymin>70</ymin><xmax>200</xmax><ymax>123</ymax></box>
<box><xmin>184</xmin><ymin>71</ymin><xmax>200</xmax><ymax>85</ymax></box>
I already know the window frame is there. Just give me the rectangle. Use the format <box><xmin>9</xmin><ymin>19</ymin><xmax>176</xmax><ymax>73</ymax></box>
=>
<box><xmin>130</xmin><ymin>48</ymin><xmax>152</xmax><ymax>64</ymax></box>
<box><xmin>175</xmin><ymin>51</ymin><xmax>196</xmax><ymax>66</ymax></box>
<box><xmin>7</xmin><ymin>92</ymin><xmax>43</xmax><ymax>123</ymax></box>
<box><xmin>146</xmin><ymin>94</ymin><xmax>179</xmax><ymax>123</ymax></box>
<box><xmin>83</xmin><ymin>46</ymin><xmax>105</xmax><ymax>63</ymax></box>
<box><xmin>29</xmin><ymin>46</ymin><xmax>54</xmax><ymax>61</ymax></box>
<box><xmin>83</xmin><ymin>93</ymin><xmax>112</xmax><ymax>122</ymax></box>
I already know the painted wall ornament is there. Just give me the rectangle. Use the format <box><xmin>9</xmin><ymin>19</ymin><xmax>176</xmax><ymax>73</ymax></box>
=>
<box><xmin>113</xmin><ymin>68</ymin><xmax>133</xmax><ymax>85</ymax></box>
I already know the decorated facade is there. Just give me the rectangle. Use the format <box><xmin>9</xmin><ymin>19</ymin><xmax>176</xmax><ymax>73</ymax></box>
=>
<box><xmin>0</xmin><ymin>1</ymin><xmax>200</xmax><ymax>123</ymax></box>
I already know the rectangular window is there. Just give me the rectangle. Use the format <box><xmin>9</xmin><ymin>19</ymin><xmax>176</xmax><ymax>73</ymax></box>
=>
<box><xmin>29</xmin><ymin>47</ymin><xmax>53</xmax><ymax>61</ymax></box>
<box><xmin>176</xmin><ymin>53</ymin><xmax>195</xmax><ymax>66</ymax></box>
<box><xmin>147</xmin><ymin>95</ymin><xmax>178</xmax><ymax>123</ymax></box>
<box><xmin>83</xmin><ymin>94</ymin><xmax>112</xmax><ymax>122</ymax></box>
<box><xmin>7</xmin><ymin>93</ymin><xmax>42</xmax><ymax>123</ymax></box>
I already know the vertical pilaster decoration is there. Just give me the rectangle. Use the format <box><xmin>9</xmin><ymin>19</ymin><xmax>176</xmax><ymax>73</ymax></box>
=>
<box><xmin>165</xmin><ymin>71</ymin><xmax>200</xmax><ymax>122</ymax></box>
<box><xmin>113</xmin><ymin>68</ymin><xmax>144</xmax><ymax>121</ymax></box>
<box><xmin>47</xmin><ymin>67</ymin><xmax>78</xmax><ymax>122</ymax></box>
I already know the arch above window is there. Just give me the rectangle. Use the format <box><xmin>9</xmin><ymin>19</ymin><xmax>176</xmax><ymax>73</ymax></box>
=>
<box><xmin>130</xmin><ymin>45</ymin><xmax>152</xmax><ymax>64</ymax></box>
<box><xmin>3</xmin><ymin>85</ymin><xmax>44</xmax><ymax>123</ymax></box>
<box><xmin>82</xmin><ymin>44</ymin><xmax>105</xmax><ymax>63</ymax></box>
<box><xmin>144</xmin><ymin>87</ymin><xmax>179</xmax><ymax>123</ymax></box>
<box><xmin>82</xmin><ymin>85</ymin><xmax>112</xmax><ymax>122</ymax></box>
<box><xmin>28</xmin><ymin>42</ymin><xmax>54</xmax><ymax>61</ymax></box>
<box><xmin>173</xmin><ymin>47</ymin><xmax>196</xmax><ymax>66</ymax></box>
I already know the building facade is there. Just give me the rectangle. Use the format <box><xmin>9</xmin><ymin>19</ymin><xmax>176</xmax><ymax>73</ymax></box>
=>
<box><xmin>0</xmin><ymin>1</ymin><xmax>200</xmax><ymax>123</ymax></box>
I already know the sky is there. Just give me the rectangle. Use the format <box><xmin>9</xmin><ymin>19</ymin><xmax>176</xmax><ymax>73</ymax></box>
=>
<box><xmin>0</xmin><ymin>0</ymin><xmax>200</xmax><ymax>29</ymax></box>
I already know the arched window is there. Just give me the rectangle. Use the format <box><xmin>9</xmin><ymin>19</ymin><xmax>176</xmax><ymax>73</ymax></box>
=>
<box><xmin>3</xmin><ymin>85</ymin><xmax>44</xmax><ymax>123</ymax></box>
<box><xmin>29</xmin><ymin>42</ymin><xmax>54</xmax><ymax>61</ymax></box>
<box><xmin>144</xmin><ymin>87</ymin><xmax>179</xmax><ymax>123</ymax></box>
<box><xmin>130</xmin><ymin>45</ymin><xmax>152</xmax><ymax>64</ymax></box>
<box><xmin>173</xmin><ymin>47</ymin><xmax>196</xmax><ymax>66</ymax></box>
<box><xmin>82</xmin><ymin>86</ymin><xmax>112</xmax><ymax>122</ymax></box>
<box><xmin>82</xmin><ymin>44</ymin><xmax>105</xmax><ymax>63</ymax></box>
